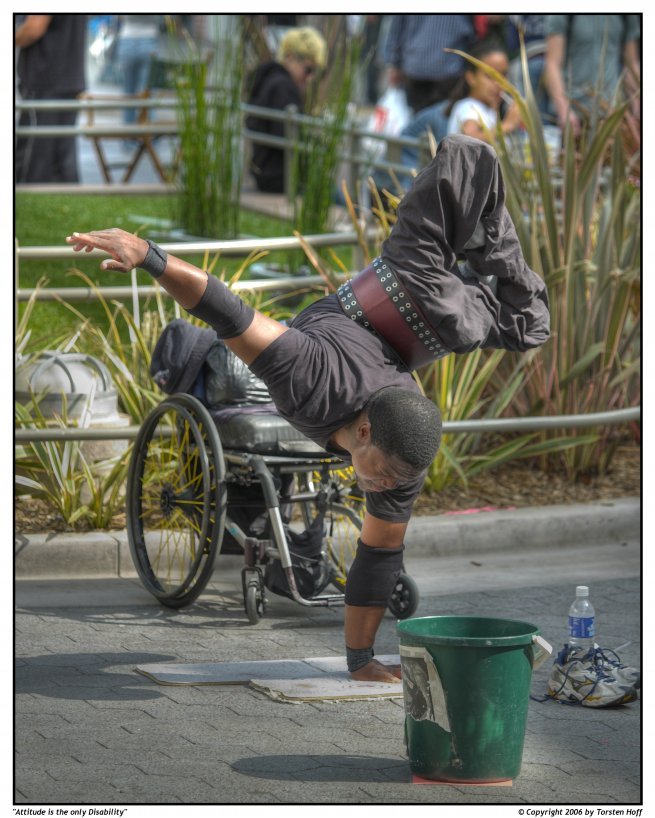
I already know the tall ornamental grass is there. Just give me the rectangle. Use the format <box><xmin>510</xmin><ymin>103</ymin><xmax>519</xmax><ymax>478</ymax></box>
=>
<box><xmin>291</xmin><ymin>37</ymin><xmax>360</xmax><ymax>239</ymax></box>
<box><xmin>450</xmin><ymin>44</ymin><xmax>641</xmax><ymax>478</ymax></box>
<box><xmin>172</xmin><ymin>23</ymin><xmax>244</xmax><ymax>238</ymax></box>
<box><xmin>14</xmin><ymin>252</ymin><xmax>274</xmax><ymax>529</ymax></box>
<box><xmin>15</xmin><ymin>389</ymin><xmax>130</xmax><ymax>529</ymax></box>
<box><xmin>419</xmin><ymin>348</ymin><xmax>597</xmax><ymax>493</ymax></box>
<box><xmin>335</xmin><ymin>41</ymin><xmax>639</xmax><ymax>488</ymax></box>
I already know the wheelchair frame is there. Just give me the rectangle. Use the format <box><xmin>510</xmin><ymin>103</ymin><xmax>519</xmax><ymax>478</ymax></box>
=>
<box><xmin>126</xmin><ymin>393</ymin><xmax>418</xmax><ymax>623</ymax></box>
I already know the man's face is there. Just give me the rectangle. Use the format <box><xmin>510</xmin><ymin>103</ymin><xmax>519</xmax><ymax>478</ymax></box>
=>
<box><xmin>350</xmin><ymin>443</ymin><xmax>412</xmax><ymax>493</ymax></box>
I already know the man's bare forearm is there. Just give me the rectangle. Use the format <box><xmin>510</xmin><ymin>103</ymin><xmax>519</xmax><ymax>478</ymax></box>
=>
<box><xmin>155</xmin><ymin>255</ymin><xmax>210</xmax><ymax>309</ymax></box>
<box><xmin>66</xmin><ymin>228</ymin><xmax>287</xmax><ymax>364</ymax></box>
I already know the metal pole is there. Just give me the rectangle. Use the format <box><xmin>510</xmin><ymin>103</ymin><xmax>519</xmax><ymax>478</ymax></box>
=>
<box><xmin>17</xmin><ymin>275</ymin><xmax>337</xmax><ymax>303</ymax></box>
<box><xmin>14</xmin><ymin>407</ymin><xmax>641</xmax><ymax>443</ymax></box>
<box><xmin>15</xmin><ymin>98</ymin><xmax>425</xmax><ymax>183</ymax></box>
<box><xmin>16</xmin><ymin>229</ymin><xmax>379</xmax><ymax>260</ymax></box>
<box><xmin>441</xmin><ymin>407</ymin><xmax>641</xmax><ymax>434</ymax></box>
<box><xmin>284</xmin><ymin>104</ymin><xmax>298</xmax><ymax>202</ymax></box>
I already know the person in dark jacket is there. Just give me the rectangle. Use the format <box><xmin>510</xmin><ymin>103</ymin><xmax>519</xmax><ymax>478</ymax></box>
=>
<box><xmin>15</xmin><ymin>14</ymin><xmax>87</xmax><ymax>183</ymax></box>
<box><xmin>246</xmin><ymin>26</ymin><xmax>327</xmax><ymax>193</ymax></box>
<box><xmin>66</xmin><ymin>135</ymin><xmax>550</xmax><ymax>685</ymax></box>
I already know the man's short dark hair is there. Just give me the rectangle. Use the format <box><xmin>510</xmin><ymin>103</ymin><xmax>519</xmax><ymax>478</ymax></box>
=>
<box><xmin>366</xmin><ymin>388</ymin><xmax>441</xmax><ymax>472</ymax></box>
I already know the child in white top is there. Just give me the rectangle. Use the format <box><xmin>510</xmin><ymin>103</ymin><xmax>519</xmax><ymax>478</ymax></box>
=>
<box><xmin>446</xmin><ymin>40</ymin><xmax>522</xmax><ymax>141</ymax></box>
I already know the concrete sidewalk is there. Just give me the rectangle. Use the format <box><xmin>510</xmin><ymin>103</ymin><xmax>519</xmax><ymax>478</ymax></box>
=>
<box><xmin>14</xmin><ymin>497</ymin><xmax>642</xmax><ymax>807</ymax></box>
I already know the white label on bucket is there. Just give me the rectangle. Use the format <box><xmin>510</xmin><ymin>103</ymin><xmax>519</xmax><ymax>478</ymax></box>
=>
<box><xmin>399</xmin><ymin>645</ymin><xmax>451</xmax><ymax>733</ymax></box>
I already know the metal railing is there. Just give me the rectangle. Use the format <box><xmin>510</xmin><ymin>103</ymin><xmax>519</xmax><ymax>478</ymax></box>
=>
<box><xmin>15</xmin><ymin>96</ymin><xmax>429</xmax><ymax>189</ymax></box>
<box><xmin>15</xmin><ymin>229</ymin><xmax>379</xmax><ymax>304</ymax></box>
<box><xmin>14</xmin><ymin>407</ymin><xmax>640</xmax><ymax>443</ymax></box>
<box><xmin>16</xmin><ymin>98</ymin><xmax>638</xmax><ymax>445</ymax></box>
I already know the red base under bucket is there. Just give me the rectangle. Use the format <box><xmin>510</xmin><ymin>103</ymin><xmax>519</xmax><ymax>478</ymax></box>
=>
<box><xmin>411</xmin><ymin>773</ymin><xmax>513</xmax><ymax>787</ymax></box>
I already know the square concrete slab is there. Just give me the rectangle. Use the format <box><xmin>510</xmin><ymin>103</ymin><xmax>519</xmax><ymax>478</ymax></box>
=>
<box><xmin>136</xmin><ymin>654</ymin><xmax>403</xmax><ymax>701</ymax></box>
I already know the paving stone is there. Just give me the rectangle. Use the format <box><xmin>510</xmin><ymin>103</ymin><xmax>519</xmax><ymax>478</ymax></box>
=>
<box><xmin>14</xmin><ymin>571</ymin><xmax>641</xmax><ymax>804</ymax></box>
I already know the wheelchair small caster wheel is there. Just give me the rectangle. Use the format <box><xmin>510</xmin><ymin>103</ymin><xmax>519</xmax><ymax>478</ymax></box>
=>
<box><xmin>388</xmin><ymin>573</ymin><xmax>419</xmax><ymax>619</ymax></box>
<box><xmin>245</xmin><ymin>581</ymin><xmax>266</xmax><ymax>624</ymax></box>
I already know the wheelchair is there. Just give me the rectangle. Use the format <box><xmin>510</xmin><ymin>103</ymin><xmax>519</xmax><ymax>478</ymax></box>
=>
<box><xmin>126</xmin><ymin>392</ymin><xmax>420</xmax><ymax>624</ymax></box>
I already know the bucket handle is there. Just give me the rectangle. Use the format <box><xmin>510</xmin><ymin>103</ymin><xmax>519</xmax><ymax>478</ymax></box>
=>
<box><xmin>531</xmin><ymin>635</ymin><xmax>553</xmax><ymax>669</ymax></box>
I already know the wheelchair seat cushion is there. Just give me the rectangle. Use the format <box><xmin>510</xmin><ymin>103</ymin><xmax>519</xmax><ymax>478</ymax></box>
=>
<box><xmin>209</xmin><ymin>405</ymin><xmax>326</xmax><ymax>456</ymax></box>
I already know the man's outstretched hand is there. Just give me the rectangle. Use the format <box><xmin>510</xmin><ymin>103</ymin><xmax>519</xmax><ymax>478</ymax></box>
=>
<box><xmin>66</xmin><ymin>228</ymin><xmax>149</xmax><ymax>273</ymax></box>
<box><xmin>349</xmin><ymin>658</ymin><xmax>402</xmax><ymax>684</ymax></box>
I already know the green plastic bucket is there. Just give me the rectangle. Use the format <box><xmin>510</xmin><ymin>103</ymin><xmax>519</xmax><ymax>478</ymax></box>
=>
<box><xmin>397</xmin><ymin>615</ymin><xmax>551</xmax><ymax>783</ymax></box>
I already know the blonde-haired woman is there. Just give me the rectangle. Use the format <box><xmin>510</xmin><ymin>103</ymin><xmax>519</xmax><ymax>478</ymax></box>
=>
<box><xmin>246</xmin><ymin>26</ymin><xmax>327</xmax><ymax>193</ymax></box>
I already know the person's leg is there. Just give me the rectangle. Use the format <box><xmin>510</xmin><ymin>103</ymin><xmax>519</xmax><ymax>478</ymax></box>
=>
<box><xmin>133</xmin><ymin>43</ymin><xmax>155</xmax><ymax>95</ymax></box>
<box><xmin>117</xmin><ymin>40</ymin><xmax>141</xmax><ymax>125</ymax></box>
<box><xmin>383</xmin><ymin>134</ymin><xmax>502</xmax><ymax>261</ymax></box>
<box><xmin>380</xmin><ymin>134</ymin><xmax>550</xmax><ymax>353</ymax></box>
<box><xmin>405</xmin><ymin>77</ymin><xmax>456</xmax><ymax>112</ymax></box>
<box><xmin>15</xmin><ymin>108</ymin><xmax>37</xmax><ymax>183</ymax></box>
<box><xmin>52</xmin><ymin>102</ymin><xmax>80</xmax><ymax>183</ymax></box>
<box><xmin>16</xmin><ymin>106</ymin><xmax>58</xmax><ymax>183</ymax></box>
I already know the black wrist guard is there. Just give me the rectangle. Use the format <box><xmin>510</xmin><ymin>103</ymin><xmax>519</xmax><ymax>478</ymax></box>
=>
<box><xmin>139</xmin><ymin>240</ymin><xmax>168</xmax><ymax>279</ymax></box>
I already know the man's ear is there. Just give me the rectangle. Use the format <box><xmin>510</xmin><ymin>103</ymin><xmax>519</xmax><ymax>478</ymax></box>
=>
<box><xmin>356</xmin><ymin>419</ymin><xmax>372</xmax><ymax>444</ymax></box>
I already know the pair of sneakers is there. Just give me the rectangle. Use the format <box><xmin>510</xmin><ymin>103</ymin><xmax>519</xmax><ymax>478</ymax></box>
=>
<box><xmin>546</xmin><ymin>643</ymin><xmax>640</xmax><ymax>707</ymax></box>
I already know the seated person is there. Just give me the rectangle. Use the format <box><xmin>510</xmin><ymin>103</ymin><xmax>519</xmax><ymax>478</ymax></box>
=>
<box><xmin>446</xmin><ymin>39</ymin><xmax>523</xmax><ymax>142</ymax></box>
<box><xmin>246</xmin><ymin>26</ymin><xmax>327</xmax><ymax>193</ymax></box>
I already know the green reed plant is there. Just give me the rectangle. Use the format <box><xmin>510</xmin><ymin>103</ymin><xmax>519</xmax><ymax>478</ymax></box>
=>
<box><xmin>291</xmin><ymin>37</ymin><xmax>360</xmax><ymax>240</ymax></box>
<box><xmin>172</xmin><ymin>23</ymin><xmax>244</xmax><ymax>238</ymax></box>
<box><xmin>419</xmin><ymin>348</ymin><xmax>597</xmax><ymax>492</ymax></box>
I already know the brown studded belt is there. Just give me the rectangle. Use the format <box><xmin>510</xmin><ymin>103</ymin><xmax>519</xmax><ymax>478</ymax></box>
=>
<box><xmin>337</xmin><ymin>257</ymin><xmax>450</xmax><ymax>370</ymax></box>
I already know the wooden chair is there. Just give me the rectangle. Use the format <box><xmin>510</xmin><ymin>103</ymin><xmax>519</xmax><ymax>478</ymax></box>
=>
<box><xmin>80</xmin><ymin>57</ymin><xmax>182</xmax><ymax>184</ymax></box>
<box><xmin>81</xmin><ymin>87</ymin><xmax>178</xmax><ymax>184</ymax></box>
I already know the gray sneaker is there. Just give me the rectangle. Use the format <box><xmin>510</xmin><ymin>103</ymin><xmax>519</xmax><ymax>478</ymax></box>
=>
<box><xmin>547</xmin><ymin>644</ymin><xmax>638</xmax><ymax>707</ymax></box>
<box><xmin>585</xmin><ymin>645</ymin><xmax>641</xmax><ymax>689</ymax></box>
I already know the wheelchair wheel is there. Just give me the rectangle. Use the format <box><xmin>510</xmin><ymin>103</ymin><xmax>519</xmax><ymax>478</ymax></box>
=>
<box><xmin>297</xmin><ymin>466</ymin><xmax>363</xmax><ymax>592</ymax></box>
<box><xmin>388</xmin><ymin>573</ymin><xmax>419</xmax><ymax>619</ymax></box>
<box><xmin>127</xmin><ymin>393</ymin><xmax>226</xmax><ymax>608</ymax></box>
<box><xmin>245</xmin><ymin>580</ymin><xmax>266</xmax><ymax>624</ymax></box>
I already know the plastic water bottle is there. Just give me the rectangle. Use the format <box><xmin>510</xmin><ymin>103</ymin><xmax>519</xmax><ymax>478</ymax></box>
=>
<box><xmin>568</xmin><ymin>585</ymin><xmax>596</xmax><ymax>650</ymax></box>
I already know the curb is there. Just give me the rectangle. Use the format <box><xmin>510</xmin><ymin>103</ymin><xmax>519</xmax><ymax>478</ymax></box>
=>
<box><xmin>405</xmin><ymin>496</ymin><xmax>640</xmax><ymax>556</ymax></box>
<box><xmin>14</xmin><ymin>497</ymin><xmax>640</xmax><ymax>580</ymax></box>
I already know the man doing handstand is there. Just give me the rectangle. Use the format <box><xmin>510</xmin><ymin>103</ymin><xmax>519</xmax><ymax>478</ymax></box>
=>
<box><xmin>66</xmin><ymin>135</ymin><xmax>550</xmax><ymax>684</ymax></box>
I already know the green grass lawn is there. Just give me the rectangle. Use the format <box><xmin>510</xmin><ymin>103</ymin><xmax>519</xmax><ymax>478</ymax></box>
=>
<box><xmin>15</xmin><ymin>191</ymin><xmax>352</xmax><ymax>348</ymax></box>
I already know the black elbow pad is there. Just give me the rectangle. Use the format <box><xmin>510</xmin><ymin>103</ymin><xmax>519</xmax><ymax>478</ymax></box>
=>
<box><xmin>344</xmin><ymin>539</ymin><xmax>405</xmax><ymax>606</ymax></box>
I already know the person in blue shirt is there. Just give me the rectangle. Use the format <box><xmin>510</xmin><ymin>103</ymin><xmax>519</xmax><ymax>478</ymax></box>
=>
<box><xmin>383</xmin><ymin>15</ymin><xmax>475</xmax><ymax>112</ymax></box>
